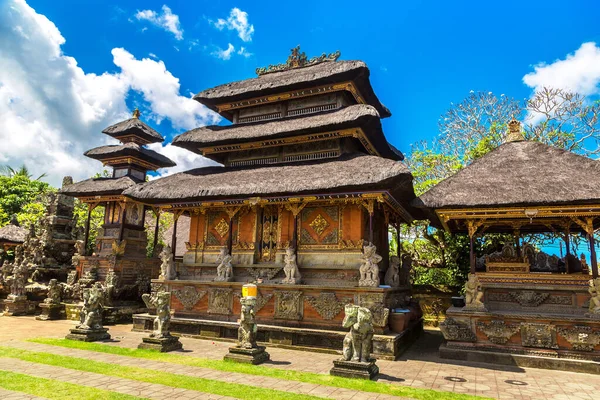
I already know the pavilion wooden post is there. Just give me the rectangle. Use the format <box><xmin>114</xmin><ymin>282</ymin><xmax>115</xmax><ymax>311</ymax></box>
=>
<box><xmin>225</xmin><ymin>207</ymin><xmax>242</xmax><ymax>255</ymax></box>
<box><xmin>171</xmin><ymin>211</ymin><xmax>183</xmax><ymax>253</ymax></box>
<box><xmin>285</xmin><ymin>202</ymin><xmax>307</xmax><ymax>255</ymax></box>
<box><xmin>590</xmin><ymin>234</ymin><xmax>598</xmax><ymax>279</ymax></box>
<box><xmin>362</xmin><ymin>199</ymin><xmax>375</xmax><ymax>245</ymax></box>
<box><xmin>83</xmin><ymin>203</ymin><xmax>96</xmax><ymax>256</ymax></box>
<box><xmin>565</xmin><ymin>225</ymin><xmax>571</xmax><ymax>272</ymax></box>
<box><xmin>396</xmin><ymin>222</ymin><xmax>401</xmax><ymax>257</ymax></box>
<box><xmin>514</xmin><ymin>229</ymin><xmax>521</xmax><ymax>258</ymax></box>
<box><xmin>467</xmin><ymin>221</ymin><xmax>480</xmax><ymax>274</ymax></box>
<box><xmin>152</xmin><ymin>209</ymin><xmax>161</xmax><ymax>253</ymax></box>
<box><xmin>118</xmin><ymin>204</ymin><xmax>127</xmax><ymax>242</ymax></box>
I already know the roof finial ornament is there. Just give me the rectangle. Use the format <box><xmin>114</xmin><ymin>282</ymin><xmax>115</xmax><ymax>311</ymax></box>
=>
<box><xmin>506</xmin><ymin>116</ymin><xmax>524</xmax><ymax>142</ymax></box>
<box><xmin>255</xmin><ymin>46</ymin><xmax>341</xmax><ymax>76</ymax></box>
<box><xmin>132</xmin><ymin>108</ymin><xmax>141</xmax><ymax>119</ymax></box>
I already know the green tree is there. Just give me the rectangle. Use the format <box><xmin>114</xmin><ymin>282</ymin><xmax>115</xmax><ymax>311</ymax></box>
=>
<box><xmin>0</xmin><ymin>174</ymin><xmax>53</xmax><ymax>227</ymax></box>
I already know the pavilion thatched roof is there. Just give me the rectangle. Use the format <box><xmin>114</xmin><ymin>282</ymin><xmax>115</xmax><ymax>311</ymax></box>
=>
<box><xmin>414</xmin><ymin>140</ymin><xmax>600</xmax><ymax>210</ymax></box>
<box><xmin>195</xmin><ymin>60</ymin><xmax>391</xmax><ymax>120</ymax></box>
<box><xmin>123</xmin><ymin>153</ymin><xmax>416</xmax><ymax>207</ymax></box>
<box><xmin>102</xmin><ymin>118</ymin><xmax>165</xmax><ymax>144</ymax></box>
<box><xmin>172</xmin><ymin>104</ymin><xmax>403</xmax><ymax>161</ymax></box>
<box><xmin>84</xmin><ymin>143</ymin><xmax>176</xmax><ymax>169</ymax></box>
<box><xmin>0</xmin><ymin>223</ymin><xmax>26</xmax><ymax>244</ymax></box>
<box><xmin>61</xmin><ymin>176</ymin><xmax>143</xmax><ymax>197</ymax></box>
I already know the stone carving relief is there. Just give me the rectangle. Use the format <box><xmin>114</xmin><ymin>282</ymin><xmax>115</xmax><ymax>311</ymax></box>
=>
<box><xmin>306</xmin><ymin>292</ymin><xmax>351</xmax><ymax>320</ymax></box>
<box><xmin>159</xmin><ymin>245</ymin><xmax>176</xmax><ymax>280</ymax></box>
<box><xmin>588</xmin><ymin>278</ymin><xmax>600</xmax><ymax>315</ymax></box>
<box><xmin>359</xmin><ymin>243</ymin><xmax>381</xmax><ymax>287</ymax></box>
<box><xmin>78</xmin><ymin>283</ymin><xmax>105</xmax><ymax>330</ymax></box>
<box><xmin>477</xmin><ymin>320</ymin><xmax>520</xmax><ymax>344</ymax></box>
<box><xmin>509</xmin><ymin>291</ymin><xmax>550</xmax><ymax>307</ymax></box>
<box><xmin>43</xmin><ymin>279</ymin><xmax>62</xmax><ymax>305</ymax></box>
<box><xmin>439</xmin><ymin>318</ymin><xmax>476</xmax><ymax>342</ymax></box>
<box><xmin>341</xmin><ymin>304</ymin><xmax>374</xmax><ymax>362</ymax></box>
<box><xmin>215</xmin><ymin>247</ymin><xmax>233</xmax><ymax>282</ymax></box>
<box><xmin>173</xmin><ymin>286</ymin><xmax>206</xmax><ymax>311</ymax></box>
<box><xmin>282</xmin><ymin>246</ymin><xmax>301</xmax><ymax>284</ymax></box>
<box><xmin>464</xmin><ymin>273</ymin><xmax>486</xmax><ymax>311</ymax></box>
<box><xmin>355</xmin><ymin>293</ymin><xmax>390</xmax><ymax>329</ymax></box>
<box><xmin>238</xmin><ymin>297</ymin><xmax>258</xmax><ymax>349</ymax></box>
<box><xmin>521</xmin><ymin>323</ymin><xmax>558</xmax><ymax>349</ymax></box>
<box><xmin>234</xmin><ymin>291</ymin><xmax>273</xmax><ymax>313</ymax></box>
<box><xmin>246</xmin><ymin>266</ymin><xmax>282</xmax><ymax>281</ymax></box>
<box><xmin>557</xmin><ymin>326</ymin><xmax>600</xmax><ymax>352</ymax></box>
<box><xmin>208</xmin><ymin>288</ymin><xmax>233</xmax><ymax>314</ymax></box>
<box><xmin>274</xmin><ymin>290</ymin><xmax>303</xmax><ymax>320</ymax></box>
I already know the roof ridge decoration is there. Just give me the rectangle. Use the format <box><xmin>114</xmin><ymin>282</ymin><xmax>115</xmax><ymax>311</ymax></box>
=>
<box><xmin>506</xmin><ymin>117</ymin><xmax>525</xmax><ymax>142</ymax></box>
<box><xmin>132</xmin><ymin>108</ymin><xmax>141</xmax><ymax>119</ymax></box>
<box><xmin>255</xmin><ymin>46</ymin><xmax>341</xmax><ymax>76</ymax></box>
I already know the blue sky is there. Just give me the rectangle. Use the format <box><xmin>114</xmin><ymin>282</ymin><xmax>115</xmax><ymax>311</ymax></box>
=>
<box><xmin>1</xmin><ymin>0</ymin><xmax>600</xmax><ymax>186</ymax></box>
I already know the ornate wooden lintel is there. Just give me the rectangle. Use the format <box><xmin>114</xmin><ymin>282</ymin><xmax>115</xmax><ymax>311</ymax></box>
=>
<box><xmin>100</xmin><ymin>156</ymin><xmax>162</xmax><ymax>171</ymax></box>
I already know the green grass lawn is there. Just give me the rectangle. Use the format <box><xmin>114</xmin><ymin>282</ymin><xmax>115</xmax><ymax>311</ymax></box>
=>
<box><xmin>29</xmin><ymin>338</ymin><xmax>491</xmax><ymax>400</ymax></box>
<box><xmin>0</xmin><ymin>346</ymin><xmax>323</xmax><ymax>400</ymax></box>
<box><xmin>0</xmin><ymin>370</ymin><xmax>144</xmax><ymax>400</ymax></box>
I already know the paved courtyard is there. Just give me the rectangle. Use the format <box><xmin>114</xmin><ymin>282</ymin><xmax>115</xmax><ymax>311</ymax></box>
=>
<box><xmin>0</xmin><ymin>316</ymin><xmax>599</xmax><ymax>399</ymax></box>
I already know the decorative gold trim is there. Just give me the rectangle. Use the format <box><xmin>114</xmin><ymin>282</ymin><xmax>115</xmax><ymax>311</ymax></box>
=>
<box><xmin>215</xmin><ymin>81</ymin><xmax>365</xmax><ymax>112</ymax></box>
<box><xmin>198</xmin><ymin>127</ymin><xmax>378</xmax><ymax>157</ymax></box>
<box><xmin>255</xmin><ymin>46</ymin><xmax>341</xmax><ymax>76</ymax></box>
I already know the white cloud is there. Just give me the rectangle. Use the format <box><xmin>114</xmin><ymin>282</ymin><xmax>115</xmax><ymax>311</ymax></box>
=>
<box><xmin>212</xmin><ymin>7</ymin><xmax>254</xmax><ymax>42</ymax></box>
<box><xmin>211</xmin><ymin>43</ymin><xmax>235</xmax><ymax>60</ymax></box>
<box><xmin>523</xmin><ymin>42</ymin><xmax>600</xmax><ymax>95</ymax></box>
<box><xmin>237</xmin><ymin>46</ymin><xmax>252</xmax><ymax>58</ymax></box>
<box><xmin>148</xmin><ymin>143</ymin><xmax>219</xmax><ymax>178</ymax></box>
<box><xmin>0</xmin><ymin>0</ymin><xmax>219</xmax><ymax>186</ymax></box>
<box><xmin>135</xmin><ymin>5</ymin><xmax>183</xmax><ymax>40</ymax></box>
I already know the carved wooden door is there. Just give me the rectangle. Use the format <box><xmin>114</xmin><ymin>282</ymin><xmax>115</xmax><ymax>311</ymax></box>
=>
<box><xmin>259</xmin><ymin>206</ymin><xmax>278</xmax><ymax>262</ymax></box>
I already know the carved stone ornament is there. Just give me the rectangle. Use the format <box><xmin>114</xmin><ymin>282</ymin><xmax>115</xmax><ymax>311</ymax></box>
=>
<box><xmin>215</xmin><ymin>247</ymin><xmax>233</xmax><ymax>282</ymax></box>
<box><xmin>557</xmin><ymin>325</ymin><xmax>600</xmax><ymax>352</ymax></box>
<box><xmin>173</xmin><ymin>286</ymin><xmax>206</xmax><ymax>311</ymax></box>
<box><xmin>588</xmin><ymin>278</ymin><xmax>600</xmax><ymax>315</ymax></box>
<box><xmin>439</xmin><ymin>318</ymin><xmax>476</xmax><ymax>342</ymax></box>
<box><xmin>246</xmin><ymin>266</ymin><xmax>282</xmax><ymax>281</ymax></box>
<box><xmin>235</xmin><ymin>291</ymin><xmax>273</xmax><ymax>313</ymax></box>
<box><xmin>521</xmin><ymin>323</ymin><xmax>558</xmax><ymax>349</ymax></box>
<box><xmin>384</xmin><ymin>256</ymin><xmax>401</xmax><ymax>288</ymax></box>
<box><xmin>256</xmin><ymin>46</ymin><xmax>341</xmax><ymax>76</ymax></box>
<box><xmin>159</xmin><ymin>245</ymin><xmax>176</xmax><ymax>281</ymax></box>
<box><xmin>359</xmin><ymin>243</ymin><xmax>382</xmax><ymax>287</ymax></box>
<box><xmin>274</xmin><ymin>290</ymin><xmax>303</xmax><ymax>320</ymax></box>
<box><xmin>509</xmin><ymin>291</ymin><xmax>550</xmax><ymax>307</ymax></box>
<box><xmin>282</xmin><ymin>246</ymin><xmax>301</xmax><ymax>285</ymax></box>
<box><xmin>208</xmin><ymin>288</ymin><xmax>233</xmax><ymax>315</ymax></box>
<box><xmin>463</xmin><ymin>273</ymin><xmax>487</xmax><ymax>311</ymax></box>
<box><xmin>142</xmin><ymin>291</ymin><xmax>173</xmax><ymax>338</ymax></box>
<box><xmin>341</xmin><ymin>304</ymin><xmax>374</xmax><ymax>362</ymax></box>
<box><xmin>477</xmin><ymin>320</ymin><xmax>520</xmax><ymax>344</ymax></box>
<box><xmin>306</xmin><ymin>292</ymin><xmax>351</xmax><ymax>320</ymax></box>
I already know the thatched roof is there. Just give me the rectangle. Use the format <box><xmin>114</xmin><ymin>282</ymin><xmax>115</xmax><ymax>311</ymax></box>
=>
<box><xmin>195</xmin><ymin>60</ymin><xmax>391</xmax><ymax>120</ymax></box>
<box><xmin>102</xmin><ymin>118</ymin><xmax>164</xmax><ymax>144</ymax></box>
<box><xmin>61</xmin><ymin>176</ymin><xmax>142</xmax><ymax>197</ymax></box>
<box><xmin>414</xmin><ymin>140</ymin><xmax>600</xmax><ymax>209</ymax></box>
<box><xmin>123</xmin><ymin>153</ymin><xmax>416</xmax><ymax>207</ymax></box>
<box><xmin>0</xmin><ymin>223</ymin><xmax>26</xmax><ymax>244</ymax></box>
<box><xmin>172</xmin><ymin>104</ymin><xmax>403</xmax><ymax>161</ymax></box>
<box><xmin>84</xmin><ymin>143</ymin><xmax>176</xmax><ymax>169</ymax></box>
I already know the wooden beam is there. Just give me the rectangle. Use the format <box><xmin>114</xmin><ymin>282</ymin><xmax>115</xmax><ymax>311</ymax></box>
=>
<box><xmin>590</xmin><ymin>234</ymin><xmax>598</xmax><ymax>279</ymax></box>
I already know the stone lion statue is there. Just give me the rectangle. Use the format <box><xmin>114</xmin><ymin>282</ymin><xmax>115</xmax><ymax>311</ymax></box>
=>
<box><xmin>342</xmin><ymin>304</ymin><xmax>374</xmax><ymax>363</ymax></box>
<box><xmin>215</xmin><ymin>247</ymin><xmax>233</xmax><ymax>282</ymax></box>
<box><xmin>359</xmin><ymin>243</ymin><xmax>381</xmax><ymax>287</ymax></box>
<box><xmin>282</xmin><ymin>246</ymin><xmax>301</xmax><ymax>284</ymax></box>
<box><xmin>237</xmin><ymin>297</ymin><xmax>258</xmax><ymax>349</ymax></box>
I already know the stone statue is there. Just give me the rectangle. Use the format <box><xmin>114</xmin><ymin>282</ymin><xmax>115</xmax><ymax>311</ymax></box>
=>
<box><xmin>399</xmin><ymin>254</ymin><xmax>413</xmax><ymax>287</ymax></box>
<box><xmin>359</xmin><ymin>243</ymin><xmax>381</xmax><ymax>287</ymax></box>
<box><xmin>282</xmin><ymin>246</ymin><xmax>301</xmax><ymax>284</ymax></box>
<box><xmin>341</xmin><ymin>304</ymin><xmax>374</xmax><ymax>362</ymax></box>
<box><xmin>159</xmin><ymin>245</ymin><xmax>175</xmax><ymax>280</ymax></box>
<box><xmin>464</xmin><ymin>273</ymin><xmax>486</xmax><ymax>311</ymax></box>
<box><xmin>78</xmin><ymin>283</ymin><xmax>105</xmax><ymax>330</ymax></box>
<box><xmin>215</xmin><ymin>247</ymin><xmax>233</xmax><ymax>282</ymax></box>
<box><xmin>238</xmin><ymin>297</ymin><xmax>258</xmax><ymax>349</ymax></box>
<box><xmin>103</xmin><ymin>271</ymin><xmax>120</xmax><ymax>306</ymax></box>
<box><xmin>384</xmin><ymin>256</ymin><xmax>400</xmax><ymax>287</ymax></box>
<box><xmin>8</xmin><ymin>262</ymin><xmax>29</xmax><ymax>299</ymax></box>
<box><xmin>142</xmin><ymin>291</ymin><xmax>172</xmax><ymax>338</ymax></box>
<box><xmin>44</xmin><ymin>279</ymin><xmax>61</xmax><ymax>304</ymax></box>
<box><xmin>589</xmin><ymin>278</ymin><xmax>600</xmax><ymax>315</ymax></box>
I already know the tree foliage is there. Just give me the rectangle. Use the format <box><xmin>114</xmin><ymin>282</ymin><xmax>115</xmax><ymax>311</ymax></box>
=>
<box><xmin>0</xmin><ymin>173</ymin><xmax>53</xmax><ymax>228</ymax></box>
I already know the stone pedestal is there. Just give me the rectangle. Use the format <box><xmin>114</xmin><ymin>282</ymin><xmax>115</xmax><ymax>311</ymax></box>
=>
<box><xmin>224</xmin><ymin>346</ymin><xmax>270</xmax><ymax>365</ymax></box>
<box><xmin>138</xmin><ymin>335</ymin><xmax>183</xmax><ymax>352</ymax></box>
<box><xmin>3</xmin><ymin>296</ymin><xmax>29</xmax><ymax>316</ymax></box>
<box><xmin>36</xmin><ymin>303</ymin><xmax>65</xmax><ymax>320</ymax></box>
<box><xmin>65</xmin><ymin>327</ymin><xmax>111</xmax><ymax>342</ymax></box>
<box><xmin>330</xmin><ymin>359</ymin><xmax>379</xmax><ymax>380</ymax></box>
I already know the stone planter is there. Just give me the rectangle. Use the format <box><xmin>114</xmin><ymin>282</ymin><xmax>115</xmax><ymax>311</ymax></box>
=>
<box><xmin>389</xmin><ymin>312</ymin><xmax>410</xmax><ymax>333</ymax></box>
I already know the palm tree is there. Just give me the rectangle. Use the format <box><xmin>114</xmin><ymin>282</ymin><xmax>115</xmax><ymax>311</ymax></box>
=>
<box><xmin>0</xmin><ymin>164</ymin><xmax>47</xmax><ymax>180</ymax></box>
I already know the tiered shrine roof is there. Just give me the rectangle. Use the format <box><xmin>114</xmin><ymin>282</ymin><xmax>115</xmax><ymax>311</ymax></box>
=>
<box><xmin>196</xmin><ymin>60</ymin><xmax>391</xmax><ymax>120</ymax></box>
<box><xmin>84</xmin><ymin>142</ymin><xmax>176</xmax><ymax>169</ymax></box>
<box><xmin>172</xmin><ymin>104</ymin><xmax>403</xmax><ymax>161</ymax></box>
<box><xmin>102</xmin><ymin>117</ymin><xmax>165</xmax><ymax>144</ymax></box>
<box><xmin>60</xmin><ymin>176</ymin><xmax>143</xmax><ymax>198</ymax></box>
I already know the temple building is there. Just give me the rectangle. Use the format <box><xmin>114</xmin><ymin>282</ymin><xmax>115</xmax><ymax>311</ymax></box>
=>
<box><xmin>0</xmin><ymin>216</ymin><xmax>26</xmax><ymax>254</ymax></box>
<box><xmin>124</xmin><ymin>48</ymin><xmax>421</xmax><ymax>358</ymax></box>
<box><xmin>62</xmin><ymin>110</ymin><xmax>175</xmax><ymax>282</ymax></box>
<box><xmin>415</xmin><ymin>119</ymin><xmax>600</xmax><ymax>372</ymax></box>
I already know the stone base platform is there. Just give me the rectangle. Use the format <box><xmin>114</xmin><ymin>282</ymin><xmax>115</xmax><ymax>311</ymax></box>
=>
<box><xmin>66</xmin><ymin>327</ymin><xmax>111</xmax><ymax>342</ymax></box>
<box><xmin>440</xmin><ymin>343</ymin><xmax>600</xmax><ymax>375</ymax></box>
<box><xmin>224</xmin><ymin>346</ymin><xmax>270</xmax><ymax>364</ymax></box>
<box><xmin>2</xmin><ymin>297</ymin><xmax>35</xmax><ymax>316</ymax></box>
<box><xmin>36</xmin><ymin>303</ymin><xmax>65</xmax><ymax>321</ymax></box>
<box><xmin>61</xmin><ymin>302</ymin><xmax>146</xmax><ymax>324</ymax></box>
<box><xmin>138</xmin><ymin>335</ymin><xmax>183</xmax><ymax>352</ymax></box>
<box><xmin>133</xmin><ymin>313</ymin><xmax>423</xmax><ymax>360</ymax></box>
<box><xmin>330</xmin><ymin>359</ymin><xmax>379</xmax><ymax>380</ymax></box>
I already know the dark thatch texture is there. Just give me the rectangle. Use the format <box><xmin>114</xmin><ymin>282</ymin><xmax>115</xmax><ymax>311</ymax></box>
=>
<box><xmin>102</xmin><ymin>118</ymin><xmax>165</xmax><ymax>144</ymax></box>
<box><xmin>195</xmin><ymin>60</ymin><xmax>391</xmax><ymax>120</ymax></box>
<box><xmin>123</xmin><ymin>153</ymin><xmax>415</xmax><ymax>206</ymax></box>
<box><xmin>60</xmin><ymin>176</ymin><xmax>143</xmax><ymax>197</ymax></box>
<box><xmin>173</xmin><ymin>104</ymin><xmax>403</xmax><ymax>161</ymax></box>
<box><xmin>84</xmin><ymin>143</ymin><xmax>176</xmax><ymax>169</ymax></box>
<box><xmin>415</xmin><ymin>141</ymin><xmax>600</xmax><ymax>209</ymax></box>
<box><xmin>0</xmin><ymin>223</ymin><xmax>26</xmax><ymax>244</ymax></box>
